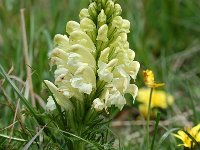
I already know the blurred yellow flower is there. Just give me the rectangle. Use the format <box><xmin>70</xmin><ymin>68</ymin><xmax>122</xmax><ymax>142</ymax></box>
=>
<box><xmin>174</xmin><ymin>124</ymin><xmax>200</xmax><ymax>149</ymax></box>
<box><xmin>137</xmin><ymin>88</ymin><xmax>174</xmax><ymax>117</ymax></box>
<box><xmin>138</xmin><ymin>104</ymin><xmax>157</xmax><ymax>118</ymax></box>
<box><xmin>143</xmin><ymin>70</ymin><xmax>164</xmax><ymax>88</ymax></box>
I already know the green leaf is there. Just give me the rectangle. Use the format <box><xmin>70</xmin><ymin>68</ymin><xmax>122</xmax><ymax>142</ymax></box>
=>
<box><xmin>48</xmin><ymin>126</ymin><xmax>104</xmax><ymax>150</ymax></box>
<box><xmin>0</xmin><ymin>64</ymin><xmax>37</xmax><ymax>118</ymax></box>
<box><xmin>0</xmin><ymin>64</ymin><xmax>57</xmax><ymax>143</ymax></box>
<box><xmin>23</xmin><ymin>125</ymin><xmax>46</xmax><ymax>150</ymax></box>
<box><xmin>156</xmin><ymin>128</ymin><xmax>180</xmax><ymax>150</ymax></box>
<box><xmin>0</xmin><ymin>134</ymin><xmax>27</xmax><ymax>142</ymax></box>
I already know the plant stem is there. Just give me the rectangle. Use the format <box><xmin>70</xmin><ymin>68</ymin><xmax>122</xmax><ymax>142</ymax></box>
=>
<box><xmin>150</xmin><ymin>112</ymin><xmax>160</xmax><ymax>150</ymax></box>
<box><xmin>146</xmin><ymin>88</ymin><xmax>153</xmax><ymax>150</ymax></box>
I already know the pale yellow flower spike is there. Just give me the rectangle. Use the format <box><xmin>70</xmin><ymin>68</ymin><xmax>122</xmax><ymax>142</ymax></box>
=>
<box><xmin>45</xmin><ymin>0</ymin><xmax>140</xmax><ymax>113</ymax></box>
<box><xmin>143</xmin><ymin>69</ymin><xmax>165</xmax><ymax>88</ymax></box>
<box><xmin>173</xmin><ymin>124</ymin><xmax>200</xmax><ymax>149</ymax></box>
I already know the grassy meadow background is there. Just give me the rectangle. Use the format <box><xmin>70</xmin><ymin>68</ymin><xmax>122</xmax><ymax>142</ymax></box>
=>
<box><xmin>0</xmin><ymin>0</ymin><xmax>200</xmax><ymax>149</ymax></box>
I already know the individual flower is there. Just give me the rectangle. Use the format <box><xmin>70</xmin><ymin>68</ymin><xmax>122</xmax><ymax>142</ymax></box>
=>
<box><xmin>46</xmin><ymin>96</ymin><xmax>56</xmax><ymax>112</ymax></box>
<box><xmin>173</xmin><ymin>124</ymin><xmax>200</xmax><ymax>149</ymax></box>
<box><xmin>45</xmin><ymin>0</ymin><xmax>140</xmax><ymax>114</ymax></box>
<box><xmin>143</xmin><ymin>70</ymin><xmax>164</xmax><ymax>88</ymax></box>
<box><xmin>137</xmin><ymin>88</ymin><xmax>174</xmax><ymax>117</ymax></box>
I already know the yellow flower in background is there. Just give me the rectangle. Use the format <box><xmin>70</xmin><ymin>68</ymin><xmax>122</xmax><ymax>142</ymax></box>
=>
<box><xmin>143</xmin><ymin>70</ymin><xmax>164</xmax><ymax>88</ymax></box>
<box><xmin>174</xmin><ymin>124</ymin><xmax>200</xmax><ymax>149</ymax></box>
<box><xmin>137</xmin><ymin>88</ymin><xmax>174</xmax><ymax>117</ymax></box>
<box><xmin>138</xmin><ymin>104</ymin><xmax>157</xmax><ymax>118</ymax></box>
<box><xmin>143</xmin><ymin>70</ymin><xmax>154</xmax><ymax>85</ymax></box>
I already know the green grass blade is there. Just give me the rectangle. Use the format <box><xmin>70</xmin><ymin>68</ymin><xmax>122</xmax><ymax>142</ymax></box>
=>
<box><xmin>0</xmin><ymin>64</ymin><xmax>57</xmax><ymax>143</ymax></box>
<box><xmin>48</xmin><ymin>126</ymin><xmax>104</xmax><ymax>150</ymax></box>
<box><xmin>186</xmin><ymin>81</ymin><xmax>198</xmax><ymax>124</ymax></box>
<box><xmin>151</xmin><ymin>112</ymin><xmax>160</xmax><ymax>150</ymax></box>
<box><xmin>156</xmin><ymin>128</ymin><xmax>180</xmax><ymax>150</ymax></box>
<box><xmin>23</xmin><ymin>125</ymin><xmax>46</xmax><ymax>150</ymax></box>
<box><xmin>0</xmin><ymin>64</ymin><xmax>37</xmax><ymax>118</ymax></box>
<box><xmin>0</xmin><ymin>134</ymin><xmax>27</xmax><ymax>142</ymax></box>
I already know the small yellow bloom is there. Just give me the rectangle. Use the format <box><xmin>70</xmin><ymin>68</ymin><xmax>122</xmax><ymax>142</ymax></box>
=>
<box><xmin>174</xmin><ymin>124</ymin><xmax>200</xmax><ymax>148</ymax></box>
<box><xmin>143</xmin><ymin>70</ymin><xmax>164</xmax><ymax>88</ymax></box>
<box><xmin>137</xmin><ymin>88</ymin><xmax>174</xmax><ymax>117</ymax></box>
<box><xmin>138</xmin><ymin>104</ymin><xmax>157</xmax><ymax>118</ymax></box>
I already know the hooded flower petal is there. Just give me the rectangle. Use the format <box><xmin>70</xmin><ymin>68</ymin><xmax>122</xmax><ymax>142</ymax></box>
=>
<box><xmin>71</xmin><ymin>65</ymin><xmax>96</xmax><ymax>94</ymax></box>
<box><xmin>46</xmin><ymin>96</ymin><xmax>56</xmax><ymax>112</ymax></box>
<box><xmin>98</xmin><ymin>9</ymin><xmax>107</xmax><ymax>26</ymax></box>
<box><xmin>80</xmin><ymin>18</ymin><xmax>96</xmax><ymax>32</ymax></box>
<box><xmin>126</xmin><ymin>84</ymin><xmax>138</xmax><ymax>100</ymax></box>
<box><xmin>93</xmin><ymin>98</ymin><xmax>105</xmax><ymax>111</ymax></box>
<box><xmin>69</xmin><ymin>31</ymin><xmax>96</xmax><ymax>53</ymax></box>
<box><xmin>96</xmin><ymin>24</ymin><xmax>108</xmax><ymax>42</ymax></box>
<box><xmin>54</xmin><ymin>34</ymin><xmax>70</xmax><ymax>51</ymax></box>
<box><xmin>97</xmin><ymin>59</ymin><xmax>118</xmax><ymax>83</ymax></box>
<box><xmin>105</xmin><ymin>85</ymin><xmax>126</xmax><ymax>110</ymax></box>
<box><xmin>44</xmin><ymin>80</ymin><xmax>74</xmax><ymax>110</ymax></box>
<box><xmin>66</xmin><ymin>21</ymin><xmax>80</xmax><ymax>34</ymax></box>
<box><xmin>79</xmin><ymin>8</ymin><xmax>90</xmax><ymax>20</ymax></box>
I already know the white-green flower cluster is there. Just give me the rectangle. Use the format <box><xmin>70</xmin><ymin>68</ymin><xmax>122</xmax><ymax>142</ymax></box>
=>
<box><xmin>45</xmin><ymin>0</ymin><xmax>140</xmax><ymax>113</ymax></box>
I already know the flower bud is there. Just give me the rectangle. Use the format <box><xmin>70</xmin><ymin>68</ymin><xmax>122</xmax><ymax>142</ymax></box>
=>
<box><xmin>99</xmin><ymin>47</ymin><xmax>110</xmax><ymax>62</ymax></box>
<box><xmin>107</xmin><ymin>16</ymin><xmax>123</xmax><ymax>38</ymax></box>
<box><xmin>50</xmin><ymin>48</ymin><xmax>68</xmax><ymax>61</ymax></box>
<box><xmin>101</xmin><ymin>0</ymin><xmax>107</xmax><ymax>7</ymax></box>
<box><xmin>127</xmin><ymin>49</ymin><xmax>135</xmax><ymax>60</ymax></box>
<box><xmin>119</xmin><ymin>33</ymin><xmax>127</xmax><ymax>42</ymax></box>
<box><xmin>105</xmin><ymin>0</ymin><xmax>114</xmax><ymax>17</ymax></box>
<box><xmin>107</xmin><ymin>59</ymin><xmax>118</xmax><ymax>67</ymax></box>
<box><xmin>79</xmin><ymin>8</ymin><xmax>90</xmax><ymax>20</ymax></box>
<box><xmin>96</xmin><ymin>24</ymin><xmax>108</xmax><ymax>42</ymax></box>
<box><xmin>98</xmin><ymin>9</ymin><xmax>106</xmax><ymax>26</ymax></box>
<box><xmin>80</xmin><ymin>18</ymin><xmax>96</xmax><ymax>32</ymax></box>
<box><xmin>66</xmin><ymin>21</ymin><xmax>80</xmax><ymax>35</ymax></box>
<box><xmin>54</xmin><ymin>34</ymin><xmax>69</xmax><ymax>50</ymax></box>
<box><xmin>112</xmin><ymin>16</ymin><xmax>123</xmax><ymax>29</ymax></box>
<box><xmin>96</xmin><ymin>0</ymin><xmax>102</xmax><ymax>11</ymax></box>
<box><xmin>69</xmin><ymin>31</ymin><xmax>96</xmax><ymax>53</ymax></box>
<box><xmin>121</xmin><ymin>19</ymin><xmax>130</xmax><ymax>33</ymax></box>
<box><xmin>93</xmin><ymin>0</ymin><xmax>100</xmax><ymax>3</ymax></box>
<box><xmin>113</xmin><ymin>4</ymin><xmax>122</xmax><ymax>16</ymax></box>
<box><xmin>88</xmin><ymin>2</ymin><xmax>98</xmax><ymax>19</ymax></box>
